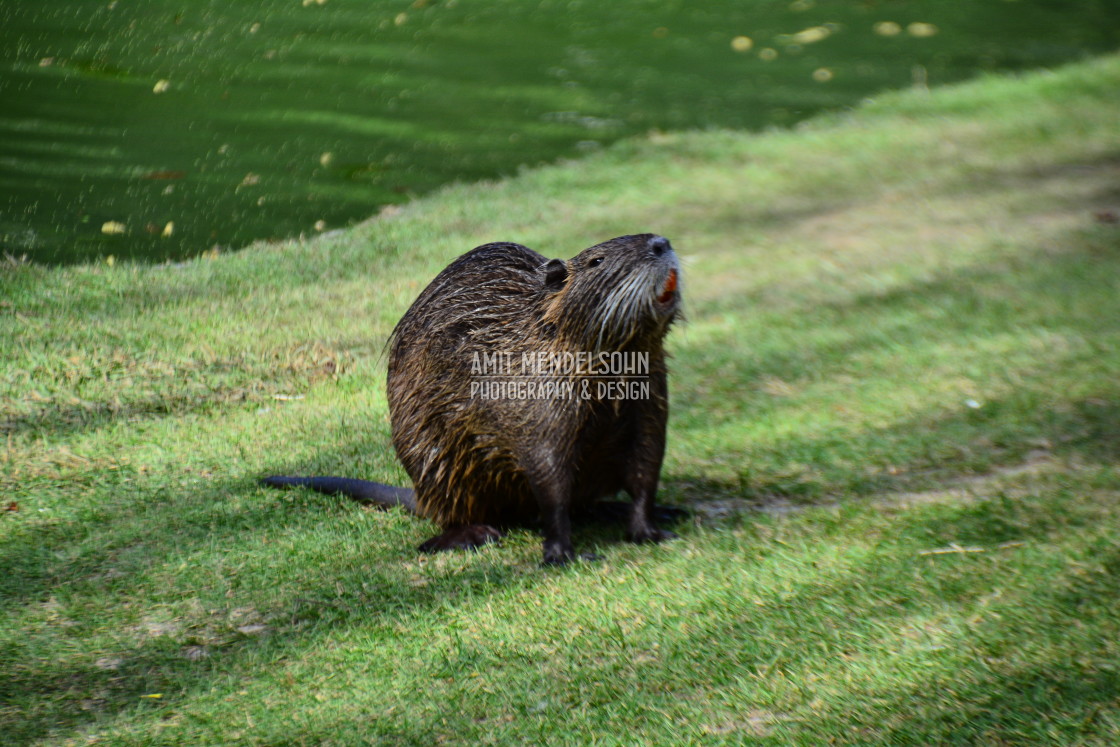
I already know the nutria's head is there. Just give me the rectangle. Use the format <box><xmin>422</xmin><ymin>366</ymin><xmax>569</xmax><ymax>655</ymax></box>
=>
<box><xmin>541</xmin><ymin>234</ymin><xmax>681</xmax><ymax>351</ymax></box>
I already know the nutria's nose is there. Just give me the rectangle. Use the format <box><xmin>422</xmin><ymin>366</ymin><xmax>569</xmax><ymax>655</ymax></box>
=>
<box><xmin>648</xmin><ymin>236</ymin><xmax>671</xmax><ymax>256</ymax></box>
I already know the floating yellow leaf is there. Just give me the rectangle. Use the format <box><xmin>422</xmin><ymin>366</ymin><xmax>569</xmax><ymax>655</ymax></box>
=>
<box><xmin>314</xmin><ymin>220</ymin><xmax>327</xmax><ymax>231</ymax></box>
<box><xmin>908</xmin><ymin>22</ymin><xmax>939</xmax><ymax>38</ymax></box>
<box><xmin>319</xmin><ymin>152</ymin><xmax>333</xmax><ymax>166</ymax></box>
<box><xmin>141</xmin><ymin>693</ymin><xmax>162</xmax><ymax>699</ymax></box>
<box><xmin>106</xmin><ymin>255</ymin><xmax>116</xmax><ymax>267</ymax></box>
<box><xmin>101</xmin><ymin>221</ymin><xmax>127</xmax><ymax>235</ymax></box>
<box><xmin>161</xmin><ymin>221</ymin><xmax>174</xmax><ymax>238</ymax></box>
<box><xmin>790</xmin><ymin>26</ymin><xmax>830</xmax><ymax>45</ymax></box>
<box><xmin>394</xmin><ymin>12</ymin><xmax>408</xmax><ymax>25</ymax></box>
<box><xmin>731</xmin><ymin>36</ymin><xmax>753</xmax><ymax>53</ymax></box>
<box><xmin>873</xmin><ymin>21</ymin><xmax>902</xmax><ymax>37</ymax></box>
<box><xmin>152</xmin><ymin>79</ymin><xmax>170</xmax><ymax>94</ymax></box>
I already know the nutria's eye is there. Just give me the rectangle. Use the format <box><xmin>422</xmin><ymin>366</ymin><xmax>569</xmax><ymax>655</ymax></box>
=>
<box><xmin>588</xmin><ymin>257</ymin><xmax>604</xmax><ymax>267</ymax></box>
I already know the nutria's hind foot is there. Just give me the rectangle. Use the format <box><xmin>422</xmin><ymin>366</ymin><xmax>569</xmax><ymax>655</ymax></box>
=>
<box><xmin>418</xmin><ymin>525</ymin><xmax>503</xmax><ymax>553</ymax></box>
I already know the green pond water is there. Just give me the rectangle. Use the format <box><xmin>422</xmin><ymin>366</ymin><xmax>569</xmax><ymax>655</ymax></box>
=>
<box><xmin>1</xmin><ymin>0</ymin><xmax>1117</xmax><ymax>264</ymax></box>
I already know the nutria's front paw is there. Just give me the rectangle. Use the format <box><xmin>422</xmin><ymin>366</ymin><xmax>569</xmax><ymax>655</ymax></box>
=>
<box><xmin>625</xmin><ymin>526</ymin><xmax>678</xmax><ymax>545</ymax></box>
<box><xmin>541</xmin><ymin>539</ymin><xmax>576</xmax><ymax>566</ymax></box>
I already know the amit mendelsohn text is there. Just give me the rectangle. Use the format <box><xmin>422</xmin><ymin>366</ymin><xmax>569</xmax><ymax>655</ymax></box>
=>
<box><xmin>469</xmin><ymin>351</ymin><xmax>651</xmax><ymax>401</ymax></box>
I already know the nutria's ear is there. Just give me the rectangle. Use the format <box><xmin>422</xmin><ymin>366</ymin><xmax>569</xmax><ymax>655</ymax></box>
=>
<box><xmin>544</xmin><ymin>258</ymin><xmax>568</xmax><ymax>290</ymax></box>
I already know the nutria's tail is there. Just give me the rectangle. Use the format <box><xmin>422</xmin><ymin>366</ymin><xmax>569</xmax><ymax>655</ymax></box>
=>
<box><xmin>260</xmin><ymin>476</ymin><xmax>417</xmax><ymax>513</ymax></box>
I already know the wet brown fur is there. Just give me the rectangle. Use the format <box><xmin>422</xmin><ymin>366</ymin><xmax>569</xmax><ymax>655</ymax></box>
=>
<box><xmin>387</xmin><ymin>234</ymin><xmax>681</xmax><ymax>563</ymax></box>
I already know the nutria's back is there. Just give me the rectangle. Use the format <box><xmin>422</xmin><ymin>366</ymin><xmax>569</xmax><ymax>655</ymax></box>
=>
<box><xmin>387</xmin><ymin>234</ymin><xmax>681</xmax><ymax>531</ymax></box>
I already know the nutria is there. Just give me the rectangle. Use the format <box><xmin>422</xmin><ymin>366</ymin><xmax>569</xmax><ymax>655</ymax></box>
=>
<box><xmin>263</xmin><ymin>233</ymin><xmax>682</xmax><ymax>565</ymax></box>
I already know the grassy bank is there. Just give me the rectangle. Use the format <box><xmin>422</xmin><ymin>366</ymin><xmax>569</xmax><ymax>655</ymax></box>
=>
<box><xmin>2</xmin><ymin>54</ymin><xmax>1119</xmax><ymax>744</ymax></box>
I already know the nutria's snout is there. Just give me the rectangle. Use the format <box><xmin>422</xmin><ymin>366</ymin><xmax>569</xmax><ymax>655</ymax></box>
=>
<box><xmin>648</xmin><ymin>235</ymin><xmax>671</xmax><ymax>257</ymax></box>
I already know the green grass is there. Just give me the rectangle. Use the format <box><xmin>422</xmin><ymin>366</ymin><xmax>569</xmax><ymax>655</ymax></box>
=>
<box><xmin>2</xmin><ymin>54</ymin><xmax>1119</xmax><ymax>744</ymax></box>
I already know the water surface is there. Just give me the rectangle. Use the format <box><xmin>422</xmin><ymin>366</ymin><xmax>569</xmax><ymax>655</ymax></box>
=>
<box><xmin>1</xmin><ymin>0</ymin><xmax>1117</xmax><ymax>263</ymax></box>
